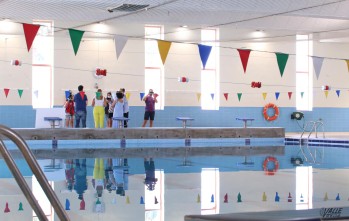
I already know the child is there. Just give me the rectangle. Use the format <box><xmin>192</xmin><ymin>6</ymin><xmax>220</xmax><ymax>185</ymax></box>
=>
<box><xmin>63</xmin><ymin>91</ymin><xmax>74</xmax><ymax>128</ymax></box>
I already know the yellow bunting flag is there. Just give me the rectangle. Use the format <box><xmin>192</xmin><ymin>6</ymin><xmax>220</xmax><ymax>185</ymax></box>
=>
<box><xmin>126</xmin><ymin>196</ymin><xmax>130</xmax><ymax>204</ymax></box>
<box><xmin>197</xmin><ymin>194</ymin><xmax>201</xmax><ymax>203</ymax></box>
<box><xmin>196</xmin><ymin>93</ymin><xmax>201</xmax><ymax>102</ymax></box>
<box><xmin>126</xmin><ymin>92</ymin><xmax>131</xmax><ymax>100</ymax></box>
<box><xmin>262</xmin><ymin>92</ymin><xmax>267</xmax><ymax>100</ymax></box>
<box><xmin>262</xmin><ymin>192</ymin><xmax>267</xmax><ymax>202</ymax></box>
<box><xmin>157</xmin><ymin>40</ymin><xmax>172</xmax><ymax>65</ymax></box>
<box><xmin>346</xmin><ymin>60</ymin><xmax>349</xmax><ymax>73</ymax></box>
<box><xmin>324</xmin><ymin>192</ymin><xmax>328</xmax><ymax>201</ymax></box>
<box><xmin>324</xmin><ymin>90</ymin><xmax>329</xmax><ymax>98</ymax></box>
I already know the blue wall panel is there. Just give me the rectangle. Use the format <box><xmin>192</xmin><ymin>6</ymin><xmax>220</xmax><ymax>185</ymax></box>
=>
<box><xmin>0</xmin><ymin>106</ymin><xmax>348</xmax><ymax>132</ymax></box>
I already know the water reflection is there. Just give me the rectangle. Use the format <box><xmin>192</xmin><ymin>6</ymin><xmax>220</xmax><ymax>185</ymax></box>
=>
<box><xmin>2</xmin><ymin>144</ymin><xmax>349</xmax><ymax>220</ymax></box>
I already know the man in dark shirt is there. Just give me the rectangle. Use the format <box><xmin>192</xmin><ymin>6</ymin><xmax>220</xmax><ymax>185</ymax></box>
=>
<box><xmin>74</xmin><ymin>85</ymin><xmax>88</xmax><ymax>128</ymax></box>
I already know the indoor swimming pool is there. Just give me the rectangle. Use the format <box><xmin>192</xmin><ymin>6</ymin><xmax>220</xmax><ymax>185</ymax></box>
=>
<box><xmin>1</xmin><ymin>129</ymin><xmax>349</xmax><ymax>220</ymax></box>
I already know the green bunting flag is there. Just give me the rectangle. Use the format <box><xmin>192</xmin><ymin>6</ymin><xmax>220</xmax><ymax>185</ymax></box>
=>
<box><xmin>18</xmin><ymin>89</ymin><xmax>23</xmax><ymax>98</ymax></box>
<box><xmin>68</xmin><ymin>29</ymin><xmax>85</xmax><ymax>55</ymax></box>
<box><xmin>237</xmin><ymin>93</ymin><xmax>242</xmax><ymax>101</ymax></box>
<box><xmin>275</xmin><ymin>52</ymin><xmax>289</xmax><ymax>77</ymax></box>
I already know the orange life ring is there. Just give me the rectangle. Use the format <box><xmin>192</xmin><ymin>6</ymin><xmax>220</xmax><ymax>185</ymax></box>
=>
<box><xmin>263</xmin><ymin>103</ymin><xmax>279</xmax><ymax>121</ymax></box>
<box><xmin>263</xmin><ymin>156</ymin><xmax>279</xmax><ymax>175</ymax></box>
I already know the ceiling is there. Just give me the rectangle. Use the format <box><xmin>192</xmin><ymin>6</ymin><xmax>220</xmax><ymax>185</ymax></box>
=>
<box><xmin>1</xmin><ymin>0</ymin><xmax>349</xmax><ymax>42</ymax></box>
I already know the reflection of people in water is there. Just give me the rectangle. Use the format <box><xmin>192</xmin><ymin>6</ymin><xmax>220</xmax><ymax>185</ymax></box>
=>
<box><xmin>112</xmin><ymin>158</ymin><xmax>129</xmax><ymax>196</ymax></box>
<box><xmin>74</xmin><ymin>159</ymin><xmax>87</xmax><ymax>200</ymax></box>
<box><xmin>92</xmin><ymin>158</ymin><xmax>106</xmax><ymax>197</ymax></box>
<box><xmin>65</xmin><ymin>159</ymin><xmax>75</xmax><ymax>191</ymax></box>
<box><xmin>144</xmin><ymin>158</ymin><xmax>158</xmax><ymax>191</ymax></box>
<box><xmin>105</xmin><ymin>158</ymin><xmax>115</xmax><ymax>193</ymax></box>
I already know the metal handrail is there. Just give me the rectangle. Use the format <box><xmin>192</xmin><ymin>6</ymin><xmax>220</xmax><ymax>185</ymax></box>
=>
<box><xmin>0</xmin><ymin>125</ymin><xmax>70</xmax><ymax>221</ymax></box>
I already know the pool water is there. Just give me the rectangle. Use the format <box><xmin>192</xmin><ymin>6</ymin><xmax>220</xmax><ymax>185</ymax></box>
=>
<box><xmin>1</xmin><ymin>139</ymin><xmax>349</xmax><ymax>221</ymax></box>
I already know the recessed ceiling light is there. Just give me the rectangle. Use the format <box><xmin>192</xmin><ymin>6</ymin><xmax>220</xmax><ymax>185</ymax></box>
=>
<box><xmin>180</xmin><ymin>25</ymin><xmax>188</xmax><ymax>28</ymax></box>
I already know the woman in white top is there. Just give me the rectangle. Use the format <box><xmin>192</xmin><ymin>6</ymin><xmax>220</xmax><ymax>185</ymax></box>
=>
<box><xmin>111</xmin><ymin>91</ymin><xmax>124</xmax><ymax>128</ymax></box>
<box><xmin>92</xmin><ymin>89</ymin><xmax>106</xmax><ymax>128</ymax></box>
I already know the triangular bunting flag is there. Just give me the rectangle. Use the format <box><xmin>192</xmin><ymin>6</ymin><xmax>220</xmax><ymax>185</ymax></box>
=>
<box><xmin>68</xmin><ymin>29</ymin><xmax>85</xmax><ymax>55</ymax></box>
<box><xmin>157</xmin><ymin>40</ymin><xmax>172</xmax><ymax>65</ymax></box>
<box><xmin>33</xmin><ymin>90</ymin><xmax>39</xmax><ymax>98</ymax></box>
<box><xmin>126</xmin><ymin>196</ymin><xmax>130</xmax><ymax>204</ymax></box>
<box><xmin>65</xmin><ymin>199</ymin><xmax>70</xmax><ymax>210</ymax></box>
<box><xmin>18</xmin><ymin>89</ymin><xmax>23</xmax><ymax>98</ymax></box>
<box><xmin>237</xmin><ymin>93</ymin><xmax>242</xmax><ymax>101</ymax></box>
<box><xmin>324</xmin><ymin>192</ymin><xmax>328</xmax><ymax>201</ymax></box>
<box><xmin>140</xmin><ymin>196</ymin><xmax>144</xmax><ymax>204</ymax></box>
<box><xmin>237</xmin><ymin>192</ymin><xmax>242</xmax><ymax>203</ymax></box>
<box><xmin>301</xmin><ymin>92</ymin><xmax>304</xmax><ymax>98</ymax></box>
<box><xmin>237</xmin><ymin>49</ymin><xmax>251</xmax><ymax>73</ymax></box>
<box><xmin>22</xmin><ymin>23</ymin><xmax>40</xmax><ymax>52</ymax></box>
<box><xmin>262</xmin><ymin>92</ymin><xmax>267</xmax><ymax>100</ymax></box>
<box><xmin>324</xmin><ymin>90</ymin><xmax>329</xmax><ymax>98</ymax></box>
<box><xmin>211</xmin><ymin>194</ymin><xmax>214</xmax><ymax>203</ymax></box>
<box><xmin>224</xmin><ymin>193</ymin><xmax>228</xmax><ymax>203</ymax></box>
<box><xmin>4</xmin><ymin>88</ymin><xmax>10</xmax><ymax>98</ymax></box>
<box><xmin>275</xmin><ymin>52</ymin><xmax>289</xmax><ymax>77</ymax></box>
<box><xmin>336</xmin><ymin>90</ymin><xmax>340</xmax><ymax>97</ymax></box>
<box><xmin>345</xmin><ymin>60</ymin><xmax>349</xmax><ymax>73</ymax></box>
<box><xmin>4</xmin><ymin>202</ymin><xmax>10</xmax><ymax>213</ymax></box>
<box><xmin>126</xmin><ymin>92</ymin><xmax>131</xmax><ymax>100</ymax></box>
<box><xmin>197</xmin><ymin>194</ymin><xmax>201</xmax><ymax>203</ymax></box>
<box><xmin>210</xmin><ymin>93</ymin><xmax>214</xmax><ymax>100</ymax></box>
<box><xmin>288</xmin><ymin>92</ymin><xmax>292</xmax><ymax>100</ymax></box>
<box><xmin>223</xmin><ymin>93</ymin><xmax>228</xmax><ymax>101</ymax></box>
<box><xmin>80</xmin><ymin>199</ymin><xmax>85</xmax><ymax>210</ymax></box>
<box><xmin>198</xmin><ymin>44</ymin><xmax>212</xmax><ymax>69</ymax></box>
<box><xmin>312</xmin><ymin>56</ymin><xmax>324</xmax><ymax>80</ymax></box>
<box><xmin>140</xmin><ymin>92</ymin><xmax>145</xmax><ymax>101</ymax></box>
<box><xmin>262</xmin><ymin>192</ymin><xmax>267</xmax><ymax>202</ymax></box>
<box><xmin>65</xmin><ymin>90</ymin><xmax>70</xmax><ymax>99</ymax></box>
<box><xmin>18</xmin><ymin>202</ymin><xmax>23</xmax><ymax>211</ymax></box>
<box><xmin>196</xmin><ymin>93</ymin><xmax>201</xmax><ymax>102</ymax></box>
<box><xmin>114</xmin><ymin>35</ymin><xmax>128</xmax><ymax>59</ymax></box>
<box><xmin>275</xmin><ymin>92</ymin><xmax>280</xmax><ymax>100</ymax></box>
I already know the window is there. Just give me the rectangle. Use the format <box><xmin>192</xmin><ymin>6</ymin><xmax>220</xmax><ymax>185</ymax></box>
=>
<box><xmin>201</xmin><ymin>29</ymin><xmax>219</xmax><ymax>110</ymax></box>
<box><xmin>296</xmin><ymin>166</ymin><xmax>313</xmax><ymax>210</ymax></box>
<box><xmin>145</xmin><ymin>170</ymin><xmax>164</xmax><ymax>221</ymax></box>
<box><xmin>296</xmin><ymin>35</ymin><xmax>313</xmax><ymax>111</ymax></box>
<box><xmin>201</xmin><ymin>168</ymin><xmax>220</xmax><ymax>215</ymax></box>
<box><xmin>32</xmin><ymin>20</ymin><xmax>54</xmax><ymax>108</ymax></box>
<box><xmin>145</xmin><ymin>25</ymin><xmax>164</xmax><ymax>109</ymax></box>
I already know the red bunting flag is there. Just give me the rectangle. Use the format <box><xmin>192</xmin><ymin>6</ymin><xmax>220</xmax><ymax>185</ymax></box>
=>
<box><xmin>223</xmin><ymin>93</ymin><xmax>228</xmax><ymax>101</ymax></box>
<box><xmin>4</xmin><ymin>88</ymin><xmax>10</xmax><ymax>98</ymax></box>
<box><xmin>288</xmin><ymin>92</ymin><xmax>292</xmax><ymax>100</ymax></box>
<box><xmin>237</xmin><ymin>49</ymin><xmax>251</xmax><ymax>73</ymax></box>
<box><xmin>22</xmin><ymin>23</ymin><xmax>41</xmax><ymax>52</ymax></box>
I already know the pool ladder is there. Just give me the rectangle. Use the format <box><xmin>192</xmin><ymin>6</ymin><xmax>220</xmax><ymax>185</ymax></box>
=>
<box><xmin>299</xmin><ymin>120</ymin><xmax>325</xmax><ymax>164</ymax></box>
<box><xmin>0</xmin><ymin>125</ymin><xmax>70</xmax><ymax>221</ymax></box>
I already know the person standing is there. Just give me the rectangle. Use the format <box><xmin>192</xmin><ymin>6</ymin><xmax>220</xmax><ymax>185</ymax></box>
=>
<box><xmin>142</xmin><ymin>89</ymin><xmax>157</xmax><ymax>127</ymax></box>
<box><xmin>92</xmin><ymin>89</ymin><xmax>106</xmax><ymax>128</ymax></box>
<box><xmin>111</xmin><ymin>91</ymin><xmax>124</xmax><ymax>128</ymax></box>
<box><xmin>74</xmin><ymin>85</ymin><xmax>88</xmax><ymax>128</ymax></box>
<box><xmin>104</xmin><ymin>92</ymin><xmax>114</xmax><ymax>128</ymax></box>
<box><xmin>63</xmin><ymin>90</ymin><xmax>74</xmax><ymax>128</ymax></box>
<box><xmin>120</xmin><ymin>88</ymin><xmax>129</xmax><ymax>128</ymax></box>
<box><xmin>144</xmin><ymin>158</ymin><xmax>158</xmax><ymax>191</ymax></box>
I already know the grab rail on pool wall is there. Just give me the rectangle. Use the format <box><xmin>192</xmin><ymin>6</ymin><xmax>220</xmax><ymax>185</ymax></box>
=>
<box><xmin>0</xmin><ymin>124</ymin><xmax>70</xmax><ymax>221</ymax></box>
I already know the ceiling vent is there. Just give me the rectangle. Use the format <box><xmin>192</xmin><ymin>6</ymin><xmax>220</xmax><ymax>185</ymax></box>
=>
<box><xmin>107</xmin><ymin>4</ymin><xmax>149</xmax><ymax>13</ymax></box>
